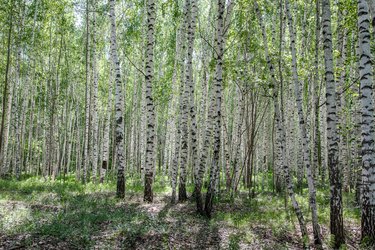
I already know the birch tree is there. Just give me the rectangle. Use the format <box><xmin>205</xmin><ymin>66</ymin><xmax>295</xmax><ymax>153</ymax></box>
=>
<box><xmin>322</xmin><ymin>0</ymin><xmax>344</xmax><ymax>246</ymax></box>
<box><xmin>101</xmin><ymin>56</ymin><xmax>114</xmax><ymax>184</ymax></box>
<box><xmin>83</xmin><ymin>0</ymin><xmax>90</xmax><ymax>183</ymax></box>
<box><xmin>187</xmin><ymin>0</ymin><xmax>198</xmax><ymax>199</ymax></box>
<box><xmin>91</xmin><ymin>1</ymin><xmax>99</xmax><ymax>183</ymax></box>
<box><xmin>285</xmin><ymin>0</ymin><xmax>322</xmax><ymax>245</ymax></box>
<box><xmin>204</xmin><ymin>0</ymin><xmax>225</xmax><ymax>218</ymax></box>
<box><xmin>109</xmin><ymin>0</ymin><xmax>126</xmax><ymax>198</ymax></box>
<box><xmin>357</xmin><ymin>0</ymin><xmax>375</xmax><ymax>243</ymax></box>
<box><xmin>0</xmin><ymin>3</ymin><xmax>14</xmax><ymax>176</ymax></box>
<box><xmin>254</xmin><ymin>1</ymin><xmax>310</xmax><ymax>246</ymax></box>
<box><xmin>144</xmin><ymin>0</ymin><xmax>157</xmax><ymax>202</ymax></box>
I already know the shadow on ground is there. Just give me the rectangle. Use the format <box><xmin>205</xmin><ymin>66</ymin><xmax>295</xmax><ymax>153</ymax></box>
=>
<box><xmin>0</xmin><ymin>178</ymin><xmax>362</xmax><ymax>249</ymax></box>
<box><xmin>0</xmin><ymin>186</ymin><xmax>222</xmax><ymax>249</ymax></box>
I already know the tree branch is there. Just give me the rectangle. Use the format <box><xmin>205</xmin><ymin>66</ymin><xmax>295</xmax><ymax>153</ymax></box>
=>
<box><xmin>318</xmin><ymin>76</ymin><xmax>359</xmax><ymax>108</ymax></box>
<box><xmin>124</xmin><ymin>53</ymin><xmax>147</xmax><ymax>78</ymax></box>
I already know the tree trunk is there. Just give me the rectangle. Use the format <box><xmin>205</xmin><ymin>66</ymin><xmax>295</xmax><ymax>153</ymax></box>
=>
<box><xmin>101</xmin><ymin>56</ymin><xmax>114</xmax><ymax>184</ymax></box>
<box><xmin>204</xmin><ymin>0</ymin><xmax>225</xmax><ymax>218</ymax></box>
<box><xmin>91</xmin><ymin>2</ymin><xmax>99</xmax><ymax>183</ymax></box>
<box><xmin>0</xmin><ymin>4</ymin><xmax>13</xmax><ymax>176</ymax></box>
<box><xmin>144</xmin><ymin>0</ymin><xmax>157</xmax><ymax>203</ymax></box>
<box><xmin>313</xmin><ymin>0</ymin><xmax>323</xmax><ymax>183</ymax></box>
<box><xmin>187</xmin><ymin>0</ymin><xmax>198</xmax><ymax>201</ymax></box>
<box><xmin>255</xmin><ymin>1</ymin><xmax>309</xmax><ymax>246</ymax></box>
<box><xmin>83</xmin><ymin>0</ymin><xmax>90</xmax><ymax>183</ymax></box>
<box><xmin>109</xmin><ymin>0</ymin><xmax>126</xmax><ymax>198</ymax></box>
<box><xmin>285</xmin><ymin>0</ymin><xmax>322</xmax><ymax>245</ymax></box>
<box><xmin>357</xmin><ymin>0</ymin><xmax>375</xmax><ymax>243</ymax></box>
<box><xmin>322</xmin><ymin>0</ymin><xmax>344</xmax><ymax>247</ymax></box>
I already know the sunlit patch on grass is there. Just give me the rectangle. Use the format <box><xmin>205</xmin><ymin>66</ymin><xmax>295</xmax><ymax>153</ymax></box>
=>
<box><xmin>0</xmin><ymin>175</ymin><xmax>363</xmax><ymax>249</ymax></box>
<box><xmin>0</xmin><ymin>202</ymin><xmax>33</xmax><ymax>234</ymax></box>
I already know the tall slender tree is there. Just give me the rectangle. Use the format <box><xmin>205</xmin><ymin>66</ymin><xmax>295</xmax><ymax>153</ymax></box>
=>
<box><xmin>204</xmin><ymin>0</ymin><xmax>225</xmax><ymax>218</ymax></box>
<box><xmin>109</xmin><ymin>0</ymin><xmax>126</xmax><ymax>198</ymax></box>
<box><xmin>101</xmin><ymin>55</ymin><xmax>114</xmax><ymax>184</ymax></box>
<box><xmin>91</xmin><ymin>1</ymin><xmax>99</xmax><ymax>183</ymax></box>
<box><xmin>83</xmin><ymin>0</ymin><xmax>91</xmax><ymax>183</ymax></box>
<box><xmin>322</xmin><ymin>0</ymin><xmax>344</xmax><ymax>247</ymax></box>
<box><xmin>285</xmin><ymin>0</ymin><xmax>322</xmax><ymax>245</ymax></box>
<box><xmin>0</xmin><ymin>3</ymin><xmax>13</xmax><ymax>176</ymax></box>
<box><xmin>254</xmin><ymin>1</ymin><xmax>310</xmax><ymax>246</ymax></box>
<box><xmin>357</xmin><ymin>0</ymin><xmax>375</xmax><ymax>243</ymax></box>
<box><xmin>144</xmin><ymin>0</ymin><xmax>157</xmax><ymax>202</ymax></box>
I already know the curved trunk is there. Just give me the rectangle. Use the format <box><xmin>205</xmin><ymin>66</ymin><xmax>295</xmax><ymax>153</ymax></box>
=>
<box><xmin>255</xmin><ymin>1</ymin><xmax>309</xmax><ymax>245</ymax></box>
<box><xmin>285</xmin><ymin>0</ymin><xmax>322</xmax><ymax>246</ymax></box>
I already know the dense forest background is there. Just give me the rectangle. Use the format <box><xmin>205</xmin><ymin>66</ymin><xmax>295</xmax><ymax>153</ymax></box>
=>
<box><xmin>0</xmin><ymin>0</ymin><xmax>375</xmax><ymax>249</ymax></box>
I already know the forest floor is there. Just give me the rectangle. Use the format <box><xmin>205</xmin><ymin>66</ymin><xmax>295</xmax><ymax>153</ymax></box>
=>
<box><xmin>0</xmin><ymin>175</ymin><xmax>364</xmax><ymax>249</ymax></box>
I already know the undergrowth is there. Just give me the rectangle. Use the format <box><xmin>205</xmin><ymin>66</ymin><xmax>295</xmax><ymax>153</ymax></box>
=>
<box><xmin>0</xmin><ymin>173</ymin><xmax>362</xmax><ymax>249</ymax></box>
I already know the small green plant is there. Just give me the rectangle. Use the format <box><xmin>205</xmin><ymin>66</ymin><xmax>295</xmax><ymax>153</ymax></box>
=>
<box><xmin>228</xmin><ymin>233</ymin><xmax>241</xmax><ymax>250</ymax></box>
<box><xmin>360</xmin><ymin>236</ymin><xmax>375</xmax><ymax>250</ymax></box>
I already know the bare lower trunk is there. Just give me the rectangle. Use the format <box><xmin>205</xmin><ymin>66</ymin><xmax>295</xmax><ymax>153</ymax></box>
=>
<box><xmin>358</xmin><ymin>0</ymin><xmax>375</xmax><ymax>243</ymax></box>
<box><xmin>322</xmin><ymin>0</ymin><xmax>344</xmax><ymax>247</ymax></box>
<box><xmin>143</xmin><ymin>0</ymin><xmax>157</xmax><ymax>203</ymax></box>
<box><xmin>285</xmin><ymin>0</ymin><xmax>322</xmax><ymax>245</ymax></box>
<box><xmin>109</xmin><ymin>0</ymin><xmax>126</xmax><ymax>198</ymax></box>
<box><xmin>204</xmin><ymin>0</ymin><xmax>225</xmax><ymax>218</ymax></box>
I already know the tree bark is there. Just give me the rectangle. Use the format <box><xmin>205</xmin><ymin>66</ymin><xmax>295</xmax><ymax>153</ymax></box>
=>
<box><xmin>285</xmin><ymin>0</ymin><xmax>322</xmax><ymax>245</ymax></box>
<box><xmin>0</xmin><ymin>4</ymin><xmax>13</xmax><ymax>176</ymax></box>
<box><xmin>109</xmin><ymin>0</ymin><xmax>126</xmax><ymax>198</ymax></box>
<box><xmin>255</xmin><ymin>1</ymin><xmax>310</xmax><ymax>246</ymax></box>
<box><xmin>91</xmin><ymin>1</ymin><xmax>99</xmax><ymax>183</ymax></box>
<box><xmin>322</xmin><ymin>0</ymin><xmax>344</xmax><ymax>247</ymax></box>
<box><xmin>83</xmin><ymin>0</ymin><xmax>91</xmax><ymax>183</ymax></box>
<box><xmin>204</xmin><ymin>0</ymin><xmax>225</xmax><ymax>218</ymax></box>
<box><xmin>144</xmin><ymin>0</ymin><xmax>157</xmax><ymax>203</ymax></box>
<box><xmin>357</xmin><ymin>0</ymin><xmax>375</xmax><ymax>243</ymax></box>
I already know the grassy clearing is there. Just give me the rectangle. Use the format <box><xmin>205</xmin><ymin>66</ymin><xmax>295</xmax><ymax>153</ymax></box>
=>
<box><xmin>0</xmin><ymin>175</ymin><xmax>363</xmax><ymax>249</ymax></box>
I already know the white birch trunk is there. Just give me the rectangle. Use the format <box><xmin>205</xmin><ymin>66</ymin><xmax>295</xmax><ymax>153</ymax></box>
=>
<box><xmin>322</xmin><ymin>0</ymin><xmax>344</xmax><ymax>246</ymax></box>
<box><xmin>91</xmin><ymin>3</ymin><xmax>99</xmax><ymax>183</ymax></box>
<box><xmin>285</xmin><ymin>0</ymin><xmax>322</xmax><ymax>245</ymax></box>
<box><xmin>204</xmin><ymin>0</ymin><xmax>225</xmax><ymax>218</ymax></box>
<box><xmin>109</xmin><ymin>0</ymin><xmax>126</xmax><ymax>198</ymax></box>
<box><xmin>255</xmin><ymin>2</ymin><xmax>309</xmax><ymax>245</ymax></box>
<box><xmin>357</xmin><ymin>0</ymin><xmax>375</xmax><ymax>241</ymax></box>
<box><xmin>144</xmin><ymin>0</ymin><xmax>157</xmax><ymax>202</ymax></box>
<box><xmin>101</xmin><ymin>55</ymin><xmax>114</xmax><ymax>183</ymax></box>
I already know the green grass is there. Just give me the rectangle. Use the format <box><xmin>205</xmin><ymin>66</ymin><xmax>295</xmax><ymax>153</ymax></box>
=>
<box><xmin>0</xmin><ymin>175</ymin><xmax>192</xmax><ymax>248</ymax></box>
<box><xmin>0</xmin><ymin>174</ymin><xmax>363</xmax><ymax>249</ymax></box>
